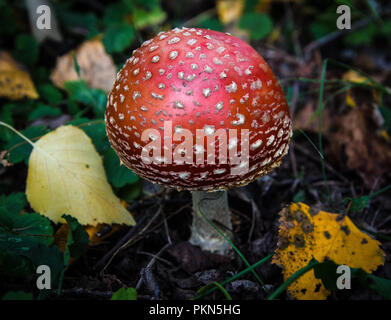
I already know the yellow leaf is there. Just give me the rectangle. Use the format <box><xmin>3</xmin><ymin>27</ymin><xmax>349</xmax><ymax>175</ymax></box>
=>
<box><xmin>0</xmin><ymin>51</ymin><xmax>38</xmax><ymax>100</ymax></box>
<box><xmin>84</xmin><ymin>224</ymin><xmax>122</xmax><ymax>244</ymax></box>
<box><xmin>273</xmin><ymin>202</ymin><xmax>385</xmax><ymax>300</ymax></box>
<box><xmin>217</xmin><ymin>0</ymin><xmax>244</xmax><ymax>25</ymax></box>
<box><xmin>380</xmin><ymin>130</ymin><xmax>391</xmax><ymax>143</ymax></box>
<box><xmin>345</xmin><ymin>91</ymin><xmax>356</xmax><ymax>108</ymax></box>
<box><xmin>267</xmin><ymin>26</ymin><xmax>280</xmax><ymax>44</ymax></box>
<box><xmin>26</xmin><ymin>125</ymin><xmax>135</xmax><ymax>226</ymax></box>
<box><xmin>342</xmin><ymin>70</ymin><xmax>368</xmax><ymax>84</ymax></box>
<box><xmin>50</xmin><ymin>38</ymin><xmax>116</xmax><ymax>92</ymax></box>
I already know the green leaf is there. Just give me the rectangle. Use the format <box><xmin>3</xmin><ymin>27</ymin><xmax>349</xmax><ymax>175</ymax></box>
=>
<box><xmin>0</xmin><ymin>104</ymin><xmax>15</xmax><ymax>143</ymax></box>
<box><xmin>243</xmin><ymin>0</ymin><xmax>259</xmax><ymax>13</ymax></box>
<box><xmin>0</xmin><ymin>193</ymin><xmax>55</xmax><ymax>277</ymax></box>
<box><xmin>104</xmin><ymin>148</ymin><xmax>139</xmax><ymax>188</ymax></box>
<box><xmin>2</xmin><ymin>291</ymin><xmax>33</xmax><ymax>300</ymax></box>
<box><xmin>293</xmin><ymin>189</ymin><xmax>306</xmax><ymax>203</ymax></box>
<box><xmin>27</xmin><ymin>103</ymin><xmax>62</xmax><ymax>121</ymax></box>
<box><xmin>198</xmin><ymin>18</ymin><xmax>223</xmax><ymax>32</ymax></box>
<box><xmin>367</xmin><ymin>274</ymin><xmax>391</xmax><ymax>299</ymax></box>
<box><xmin>344</xmin><ymin>23</ymin><xmax>376</xmax><ymax>46</ymax></box>
<box><xmin>0</xmin><ymin>193</ymin><xmax>53</xmax><ymax>250</ymax></box>
<box><xmin>314</xmin><ymin>259</ymin><xmax>339</xmax><ymax>290</ymax></box>
<box><xmin>310</xmin><ymin>21</ymin><xmax>334</xmax><ymax>40</ymax></box>
<box><xmin>0</xmin><ymin>250</ymin><xmax>33</xmax><ymax>276</ymax></box>
<box><xmin>0</xmin><ymin>227</ymin><xmax>62</xmax><ymax>287</ymax></box>
<box><xmin>62</xmin><ymin>214</ymin><xmax>89</xmax><ymax>261</ymax></box>
<box><xmin>344</xmin><ymin>196</ymin><xmax>370</xmax><ymax>212</ymax></box>
<box><xmin>117</xmin><ymin>181</ymin><xmax>142</xmax><ymax>202</ymax></box>
<box><xmin>13</xmin><ymin>34</ymin><xmax>39</xmax><ymax>66</ymax></box>
<box><xmin>63</xmin><ymin>80</ymin><xmax>107</xmax><ymax>117</ymax></box>
<box><xmin>103</xmin><ymin>3</ymin><xmax>130</xmax><ymax>27</ymax></box>
<box><xmin>0</xmin><ymin>192</ymin><xmax>26</xmax><ymax>215</ymax></box>
<box><xmin>103</xmin><ymin>22</ymin><xmax>135</xmax><ymax>54</ymax></box>
<box><xmin>132</xmin><ymin>6</ymin><xmax>166</xmax><ymax>30</ymax></box>
<box><xmin>314</xmin><ymin>260</ymin><xmax>391</xmax><ymax>299</ymax></box>
<box><xmin>110</xmin><ymin>287</ymin><xmax>137</xmax><ymax>300</ymax></box>
<box><xmin>67</xmin><ymin>98</ymin><xmax>81</xmax><ymax>115</ymax></box>
<box><xmin>6</xmin><ymin>125</ymin><xmax>48</xmax><ymax>164</ymax></box>
<box><xmin>0</xmin><ymin>212</ymin><xmax>54</xmax><ymax>250</ymax></box>
<box><xmin>26</xmin><ymin>244</ymin><xmax>65</xmax><ymax>289</ymax></box>
<box><xmin>239</xmin><ymin>13</ymin><xmax>273</xmax><ymax>41</ymax></box>
<box><xmin>38</xmin><ymin>84</ymin><xmax>63</xmax><ymax>105</ymax></box>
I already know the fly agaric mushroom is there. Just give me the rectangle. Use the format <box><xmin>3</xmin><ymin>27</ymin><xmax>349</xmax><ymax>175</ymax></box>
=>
<box><xmin>105</xmin><ymin>27</ymin><xmax>292</xmax><ymax>255</ymax></box>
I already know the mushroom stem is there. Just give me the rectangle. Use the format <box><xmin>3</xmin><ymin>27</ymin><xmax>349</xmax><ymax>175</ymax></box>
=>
<box><xmin>190</xmin><ymin>190</ymin><xmax>233</xmax><ymax>255</ymax></box>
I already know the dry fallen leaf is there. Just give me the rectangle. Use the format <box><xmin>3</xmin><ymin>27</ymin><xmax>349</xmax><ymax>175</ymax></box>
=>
<box><xmin>50</xmin><ymin>39</ymin><xmax>116</xmax><ymax>92</ymax></box>
<box><xmin>26</xmin><ymin>125</ymin><xmax>135</xmax><ymax>226</ymax></box>
<box><xmin>0</xmin><ymin>51</ymin><xmax>39</xmax><ymax>100</ymax></box>
<box><xmin>273</xmin><ymin>202</ymin><xmax>385</xmax><ymax>300</ymax></box>
<box><xmin>54</xmin><ymin>223</ymin><xmax>121</xmax><ymax>266</ymax></box>
<box><xmin>327</xmin><ymin>104</ymin><xmax>391</xmax><ymax>187</ymax></box>
<box><xmin>217</xmin><ymin>0</ymin><xmax>244</xmax><ymax>25</ymax></box>
<box><xmin>293</xmin><ymin>100</ymin><xmax>331</xmax><ymax>134</ymax></box>
<box><xmin>342</xmin><ymin>70</ymin><xmax>369</xmax><ymax>84</ymax></box>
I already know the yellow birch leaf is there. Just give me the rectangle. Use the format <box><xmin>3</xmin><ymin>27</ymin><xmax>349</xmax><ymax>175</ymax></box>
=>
<box><xmin>273</xmin><ymin>202</ymin><xmax>385</xmax><ymax>300</ymax></box>
<box><xmin>0</xmin><ymin>51</ymin><xmax>39</xmax><ymax>100</ymax></box>
<box><xmin>26</xmin><ymin>125</ymin><xmax>135</xmax><ymax>226</ymax></box>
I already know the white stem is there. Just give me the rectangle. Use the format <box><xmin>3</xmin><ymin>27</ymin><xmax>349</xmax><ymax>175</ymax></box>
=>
<box><xmin>0</xmin><ymin>121</ymin><xmax>36</xmax><ymax>147</ymax></box>
<box><xmin>190</xmin><ymin>190</ymin><xmax>232</xmax><ymax>255</ymax></box>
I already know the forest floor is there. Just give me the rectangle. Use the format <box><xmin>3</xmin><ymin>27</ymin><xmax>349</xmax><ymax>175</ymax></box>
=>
<box><xmin>1</xmin><ymin>0</ymin><xmax>391</xmax><ymax>300</ymax></box>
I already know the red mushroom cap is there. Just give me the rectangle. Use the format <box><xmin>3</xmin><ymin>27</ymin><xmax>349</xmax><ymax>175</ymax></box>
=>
<box><xmin>105</xmin><ymin>27</ymin><xmax>292</xmax><ymax>191</ymax></box>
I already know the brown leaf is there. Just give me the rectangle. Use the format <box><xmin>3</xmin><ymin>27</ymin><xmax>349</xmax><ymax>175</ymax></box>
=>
<box><xmin>293</xmin><ymin>100</ymin><xmax>331</xmax><ymax>134</ymax></box>
<box><xmin>327</xmin><ymin>104</ymin><xmax>391</xmax><ymax>186</ymax></box>
<box><xmin>50</xmin><ymin>39</ymin><xmax>116</xmax><ymax>92</ymax></box>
